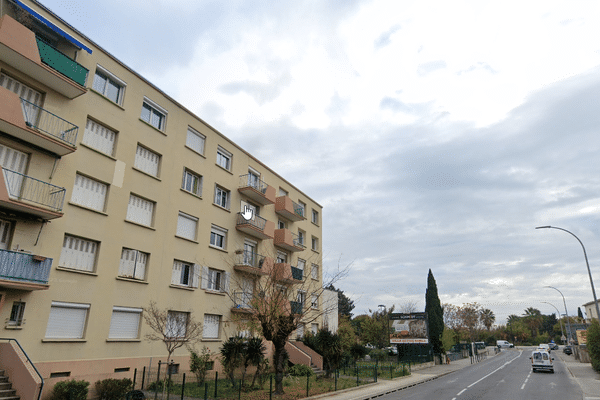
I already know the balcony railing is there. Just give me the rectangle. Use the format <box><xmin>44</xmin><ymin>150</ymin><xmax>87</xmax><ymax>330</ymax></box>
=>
<box><xmin>35</xmin><ymin>36</ymin><xmax>88</xmax><ymax>87</ymax></box>
<box><xmin>0</xmin><ymin>249</ymin><xmax>52</xmax><ymax>285</ymax></box>
<box><xmin>21</xmin><ymin>98</ymin><xmax>78</xmax><ymax>146</ymax></box>
<box><xmin>239</xmin><ymin>174</ymin><xmax>269</xmax><ymax>194</ymax></box>
<box><xmin>292</xmin><ymin>201</ymin><xmax>305</xmax><ymax>218</ymax></box>
<box><xmin>234</xmin><ymin>250</ymin><xmax>266</xmax><ymax>269</ymax></box>
<box><xmin>232</xmin><ymin>291</ymin><xmax>253</xmax><ymax>310</ymax></box>
<box><xmin>236</xmin><ymin>212</ymin><xmax>267</xmax><ymax>231</ymax></box>
<box><xmin>290</xmin><ymin>301</ymin><xmax>303</xmax><ymax>315</ymax></box>
<box><xmin>2</xmin><ymin>168</ymin><xmax>66</xmax><ymax>212</ymax></box>
<box><xmin>291</xmin><ymin>266</ymin><xmax>303</xmax><ymax>281</ymax></box>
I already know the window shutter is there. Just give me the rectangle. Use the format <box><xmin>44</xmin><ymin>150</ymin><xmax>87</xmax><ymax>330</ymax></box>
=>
<box><xmin>83</xmin><ymin>119</ymin><xmax>116</xmax><ymax>156</ymax></box>
<box><xmin>186</xmin><ymin>128</ymin><xmax>205</xmax><ymax>154</ymax></box>
<box><xmin>171</xmin><ymin>261</ymin><xmax>182</xmax><ymax>285</ymax></box>
<box><xmin>191</xmin><ymin>264</ymin><xmax>200</xmax><ymax>288</ymax></box>
<box><xmin>71</xmin><ymin>174</ymin><xmax>107</xmax><ymax>212</ymax></box>
<box><xmin>203</xmin><ymin>314</ymin><xmax>220</xmax><ymax>339</ymax></box>
<box><xmin>108</xmin><ymin>307</ymin><xmax>141</xmax><ymax>339</ymax></box>
<box><xmin>59</xmin><ymin>236</ymin><xmax>96</xmax><ymax>272</ymax></box>
<box><xmin>0</xmin><ymin>73</ymin><xmax>42</xmax><ymax>122</ymax></box>
<box><xmin>177</xmin><ymin>213</ymin><xmax>197</xmax><ymax>240</ymax></box>
<box><xmin>201</xmin><ymin>266</ymin><xmax>208</xmax><ymax>289</ymax></box>
<box><xmin>45</xmin><ymin>302</ymin><xmax>89</xmax><ymax>339</ymax></box>
<box><xmin>118</xmin><ymin>248</ymin><xmax>136</xmax><ymax>278</ymax></box>
<box><xmin>134</xmin><ymin>145</ymin><xmax>159</xmax><ymax>177</ymax></box>
<box><xmin>134</xmin><ymin>252</ymin><xmax>147</xmax><ymax>280</ymax></box>
<box><xmin>222</xmin><ymin>271</ymin><xmax>230</xmax><ymax>293</ymax></box>
<box><xmin>126</xmin><ymin>195</ymin><xmax>153</xmax><ymax>226</ymax></box>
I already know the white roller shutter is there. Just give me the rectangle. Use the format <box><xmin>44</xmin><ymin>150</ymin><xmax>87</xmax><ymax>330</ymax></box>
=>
<box><xmin>108</xmin><ymin>307</ymin><xmax>142</xmax><ymax>339</ymax></box>
<box><xmin>176</xmin><ymin>213</ymin><xmax>197</xmax><ymax>240</ymax></box>
<box><xmin>45</xmin><ymin>302</ymin><xmax>90</xmax><ymax>339</ymax></box>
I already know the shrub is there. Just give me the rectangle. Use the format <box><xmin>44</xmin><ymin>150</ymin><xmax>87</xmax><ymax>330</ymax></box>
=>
<box><xmin>588</xmin><ymin>319</ymin><xmax>600</xmax><ymax>372</ymax></box>
<box><xmin>51</xmin><ymin>379</ymin><xmax>89</xmax><ymax>400</ymax></box>
<box><xmin>190</xmin><ymin>347</ymin><xmax>212</xmax><ymax>386</ymax></box>
<box><xmin>368</xmin><ymin>349</ymin><xmax>388</xmax><ymax>361</ymax></box>
<box><xmin>94</xmin><ymin>378</ymin><xmax>132</xmax><ymax>400</ymax></box>
<box><xmin>288</xmin><ymin>364</ymin><xmax>314</xmax><ymax>377</ymax></box>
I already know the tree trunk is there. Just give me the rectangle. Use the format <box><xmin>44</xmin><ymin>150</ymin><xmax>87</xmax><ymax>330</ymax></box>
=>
<box><xmin>273</xmin><ymin>341</ymin><xmax>286</xmax><ymax>394</ymax></box>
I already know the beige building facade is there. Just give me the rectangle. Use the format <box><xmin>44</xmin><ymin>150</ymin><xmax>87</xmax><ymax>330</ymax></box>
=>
<box><xmin>0</xmin><ymin>0</ymin><xmax>323</xmax><ymax>397</ymax></box>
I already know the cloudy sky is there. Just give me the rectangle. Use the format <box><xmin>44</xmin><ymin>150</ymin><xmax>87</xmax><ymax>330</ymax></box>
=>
<box><xmin>41</xmin><ymin>0</ymin><xmax>600</xmax><ymax>324</ymax></box>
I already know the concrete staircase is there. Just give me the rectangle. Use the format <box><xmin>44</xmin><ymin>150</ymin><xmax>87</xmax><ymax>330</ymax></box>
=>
<box><xmin>0</xmin><ymin>370</ymin><xmax>19</xmax><ymax>400</ymax></box>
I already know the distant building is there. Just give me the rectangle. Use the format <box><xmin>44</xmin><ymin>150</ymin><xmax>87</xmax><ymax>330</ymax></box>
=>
<box><xmin>0</xmin><ymin>0</ymin><xmax>323</xmax><ymax>397</ymax></box>
<box><xmin>582</xmin><ymin>299</ymin><xmax>600</xmax><ymax>322</ymax></box>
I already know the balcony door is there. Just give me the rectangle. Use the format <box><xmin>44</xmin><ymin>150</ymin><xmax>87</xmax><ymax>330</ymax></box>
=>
<box><xmin>0</xmin><ymin>144</ymin><xmax>29</xmax><ymax>197</ymax></box>
<box><xmin>0</xmin><ymin>73</ymin><xmax>43</xmax><ymax>124</ymax></box>
<box><xmin>0</xmin><ymin>219</ymin><xmax>12</xmax><ymax>250</ymax></box>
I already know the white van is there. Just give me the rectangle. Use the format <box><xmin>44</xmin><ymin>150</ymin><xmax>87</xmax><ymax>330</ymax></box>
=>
<box><xmin>530</xmin><ymin>350</ymin><xmax>554</xmax><ymax>373</ymax></box>
<box><xmin>497</xmin><ymin>340</ymin><xmax>514</xmax><ymax>348</ymax></box>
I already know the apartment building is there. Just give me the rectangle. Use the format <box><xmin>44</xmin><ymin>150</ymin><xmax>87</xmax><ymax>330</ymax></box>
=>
<box><xmin>0</xmin><ymin>0</ymin><xmax>323</xmax><ymax>396</ymax></box>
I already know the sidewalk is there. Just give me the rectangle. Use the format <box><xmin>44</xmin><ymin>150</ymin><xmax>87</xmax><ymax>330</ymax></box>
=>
<box><xmin>307</xmin><ymin>356</ymin><xmax>479</xmax><ymax>400</ymax></box>
<box><xmin>555</xmin><ymin>351</ymin><xmax>600</xmax><ymax>400</ymax></box>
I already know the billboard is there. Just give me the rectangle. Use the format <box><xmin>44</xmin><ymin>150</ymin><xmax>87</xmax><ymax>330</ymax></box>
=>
<box><xmin>389</xmin><ymin>313</ymin><xmax>429</xmax><ymax>344</ymax></box>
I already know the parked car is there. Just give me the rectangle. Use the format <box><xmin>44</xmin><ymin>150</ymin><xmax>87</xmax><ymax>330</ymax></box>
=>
<box><xmin>530</xmin><ymin>350</ymin><xmax>554</xmax><ymax>373</ymax></box>
<box><xmin>549</xmin><ymin>343</ymin><xmax>559</xmax><ymax>350</ymax></box>
<box><xmin>563</xmin><ymin>345</ymin><xmax>573</xmax><ymax>355</ymax></box>
<box><xmin>497</xmin><ymin>340</ymin><xmax>514</xmax><ymax>348</ymax></box>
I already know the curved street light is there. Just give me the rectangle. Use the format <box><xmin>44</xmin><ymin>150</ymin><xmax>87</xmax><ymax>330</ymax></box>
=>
<box><xmin>536</xmin><ymin>226</ymin><xmax>600</xmax><ymax>322</ymax></box>
<box><xmin>544</xmin><ymin>286</ymin><xmax>573</xmax><ymax>344</ymax></box>
<box><xmin>541</xmin><ymin>301</ymin><xmax>565</xmax><ymax>343</ymax></box>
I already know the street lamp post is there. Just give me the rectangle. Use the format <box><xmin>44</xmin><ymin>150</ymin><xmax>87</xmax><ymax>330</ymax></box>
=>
<box><xmin>536</xmin><ymin>226</ymin><xmax>600</xmax><ymax>322</ymax></box>
<box><xmin>378</xmin><ymin>305</ymin><xmax>387</xmax><ymax>349</ymax></box>
<box><xmin>541</xmin><ymin>301</ymin><xmax>565</xmax><ymax>343</ymax></box>
<box><xmin>545</xmin><ymin>286</ymin><xmax>573</xmax><ymax>344</ymax></box>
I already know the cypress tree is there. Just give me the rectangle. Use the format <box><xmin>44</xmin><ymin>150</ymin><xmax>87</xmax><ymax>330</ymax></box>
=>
<box><xmin>425</xmin><ymin>269</ymin><xmax>444</xmax><ymax>356</ymax></box>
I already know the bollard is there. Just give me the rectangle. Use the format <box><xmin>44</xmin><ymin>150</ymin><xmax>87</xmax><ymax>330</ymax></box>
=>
<box><xmin>306</xmin><ymin>371</ymin><xmax>310</xmax><ymax>397</ymax></box>
<box><xmin>204</xmin><ymin>382</ymin><xmax>208</xmax><ymax>400</ymax></box>
<box><xmin>214</xmin><ymin>371</ymin><xmax>218</xmax><ymax>399</ymax></box>
<box><xmin>269</xmin><ymin>375</ymin><xmax>273</xmax><ymax>400</ymax></box>
<box><xmin>181</xmin><ymin>373</ymin><xmax>186</xmax><ymax>400</ymax></box>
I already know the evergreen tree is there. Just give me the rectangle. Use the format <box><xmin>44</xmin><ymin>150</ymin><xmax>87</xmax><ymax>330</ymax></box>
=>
<box><xmin>425</xmin><ymin>269</ymin><xmax>444</xmax><ymax>356</ymax></box>
<box><xmin>578</xmin><ymin>307</ymin><xmax>584</xmax><ymax>320</ymax></box>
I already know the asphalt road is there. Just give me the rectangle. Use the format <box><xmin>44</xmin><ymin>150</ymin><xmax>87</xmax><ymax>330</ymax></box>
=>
<box><xmin>378</xmin><ymin>348</ymin><xmax>583</xmax><ymax>399</ymax></box>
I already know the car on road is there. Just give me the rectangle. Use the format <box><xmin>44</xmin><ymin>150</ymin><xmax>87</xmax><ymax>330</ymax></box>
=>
<box><xmin>563</xmin><ymin>345</ymin><xmax>573</xmax><ymax>355</ymax></box>
<box><xmin>538</xmin><ymin>343</ymin><xmax>551</xmax><ymax>353</ymax></box>
<box><xmin>549</xmin><ymin>343</ymin><xmax>559</xmax><ymax>350</ymax></box>
<box><xmin>497</xmin><ymin>340</ymin><xmax>514</xmax><ymax>349</ymax></box>
<box><xmin>530</xmin><ymin>350</ymin><xmax>554</xmax><ymax>373</ymax></box>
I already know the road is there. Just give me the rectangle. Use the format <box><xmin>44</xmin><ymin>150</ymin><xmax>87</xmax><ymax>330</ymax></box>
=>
<box><xmin>378</xmin><ymin>348</ymin><xmax>583</xmax><ymax>399</ymax></box>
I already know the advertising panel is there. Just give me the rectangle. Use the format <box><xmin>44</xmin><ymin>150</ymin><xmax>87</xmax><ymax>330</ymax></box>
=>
<box><xmin>389</xmin><ymin>312</ymin><xmax>429</xmax><ymax>344</ymax></box>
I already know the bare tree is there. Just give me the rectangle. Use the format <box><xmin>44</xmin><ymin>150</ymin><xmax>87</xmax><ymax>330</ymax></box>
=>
<box><xmin>398</xmin><ymin>300</ymin><xmax>419</xmax><ymax>314</ymax></box>
<box><xmin>143</xmin><ymin>301</ymin><xmax>204</xmax><ymax>364</ymax></box>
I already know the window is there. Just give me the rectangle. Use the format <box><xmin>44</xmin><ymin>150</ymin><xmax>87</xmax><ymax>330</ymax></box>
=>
<box><xmin>0</xmin><ymin>218</ymin><xmax>13</xmax><ymax>250</ymax></box>
<box><xmin>140</xmin><ymin>98</ymin><xmax>167</xmax><ymax>131</ymax></box>
<box><xmin>297</xmin><ymin>259</ymin><xmax>306</xmax><ymax>274</ymax></box>
<box><xmin>182</xmin><ymin>169</ymin><xmax>202</xmax><ymax>196</ymax></box>
<box><xmin>278</xmin><ymin>220</ymin><xmax>286</xmax><ymax>230</ymax></box>
<box><xmin>311</xmin><ymin>236</ymin><xmax>319</xmax><ymax>252</ymax></box>
<box><xmin>45</xmin><ymin>302</ymin><xmax>90</xmax><ymax>339</ymax></box>
<box><xmin>297</xmin><ymin>291</ymin><xmax>306</xmax><ymax>305</ymax></box>
<box><xmin>92</xmin><ymin>67</ymin><xmax>125</xmax><ymax>105</ymax></box>
<box><xmin>166</xmin><ymin>311</ymin><xmax>189</xmax><ymax>339</ymax></box>
<box><xmin>311</xmin><ymin>294</ymin><xmax>318</xmax><ymax>310</ymax></box>
<box><xmin>209</xmin><ymin>225</ymin><xmax>227</xmax><ymax>249</ymax></box>
<box><xmin>108</xmin><ymin>307</ymin><xmax>142</xmax><ymax>339</ymax></box>
<box><xmin>279</xmin><ymin>188</ymin><xmax>288</xmax><ymax>197</ymax></box>
<box><xmin>214</xmin><ymin>186</ymin><xmax>230</xmax><ymax>209</ymax></box>
<box><xmin>201</xmin><ymin>267</ymin><xmax>228</xmax><ymax>292</ymax></box>
<box><xmin>276</xmin><ymin>251</ymin><xmax>287</xmax><ymax>264</ymax></box>
<box><xmin>71</xmin><ymin>174</ymin><xmax>107</xmax><ymax>212</ymax></box>
<box><xmin>311</xmin><ymin>264</ymin><xmax>318</xmax><ymax>280</ymax></box>
<box><xmin>247</xmin><ymin>169</ymin><xmax>260</xmax><ymax>189</ymax></box>
<box><xmin>59</xmin><ymin>235</ymin><xmax>98</xmax><ymax>272</ymax></box>
<box><xmin>312</xmin><ymin>209</ymin><xmax>319</xmax><ymax>225</ymax></box>
<box><xmin>216</xmin><ymin>146</ymin><xmax>232</xmax><ymax>171</ymax></box>
<box><xmin>126</xmin><ymin>194</ymin><xmax>154</xmax><ymax>227</ymax></box>
<box><xmin>296</xmin><ymin>323</ymin><xmax>304</xmax><ymax>338</ymax></box>
<box><xmin>186</xmin><ymin>127</ymin><xmax>205</xmax><ymax>155</ymax></box>
<box><xmin>311</xmin><ymin>323</ymin><xmax>318</xmax><ymax>335</ymax></box>
<box><xmin>298</xmin><ymin>230</ymin><xmax>305</xmax><ymax>246</ymax></box>
<box><xmin>203</xmin><ymin>314</ymin><xmax>221</xmax><ymax>339</ymax></box>
<box><xmin>8</xmin><ymin>301</ymin><xmax>25</xmax><ymax>326</ymax></box>
<box><xmin>134</xmin><ymin>145</ymin><xmax>160</xmax><ymax>177</ymax></box>
<box><xmin>82</xmin><ymin>119</ymin><xmax>117</xmax><ymax>156</ymax></box>
<box><xmin>298</xmin><ymin>201</ymin><xmax>306</xmax><ymax>217</ymax></box>
<box><xmin>0</xmin><ymin>73</ymin><xmax>42</xmax><ymax>122</ymax></box>
<box><xmin>176</xmin><ymin>212</ymin><xmax>198</xmax><ymax>241</ymax></box>
<box><xmin>171</xmin><ymin>261</ymin><xmax>199</xmax><ymax>288</ymax></box>
<box><xmin>118</xmin><ymin>248</ymin><xmax>148</xmax><ymax>280</ymax></box>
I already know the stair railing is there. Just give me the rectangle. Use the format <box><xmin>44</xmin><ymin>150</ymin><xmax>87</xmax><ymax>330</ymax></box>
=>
<box><xmin>0</xmin><ymin>338</ymin><xmax>43</xmax><ymax>400</ymax></box>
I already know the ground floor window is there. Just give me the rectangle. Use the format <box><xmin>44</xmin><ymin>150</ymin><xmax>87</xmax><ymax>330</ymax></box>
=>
<box><xmin>45</xmin><ymin>301</ymin><xmax>90</xmax><ymax>339</ymax></box>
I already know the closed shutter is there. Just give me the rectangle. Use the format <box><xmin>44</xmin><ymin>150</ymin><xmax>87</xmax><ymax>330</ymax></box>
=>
<box><xmin>0</xmin><ymin>144</ymin><xmax>28</xmax><ymax>196</ymax></box>
<box><xmin>186</xmin><ymin>128</ymin><xmax>205</xmax><ymax>154</ymax></box>
<box><xmin>203</xmin><ymin>314</ymin><xmax>220</xmax><ymax>339</ymax></box>
<box><xmin>0</xmin><ymin>73</ymin><xmax>42</xmax><ymax>123</ymax></box>
<box><xmin>59</xmin><ymin>235</ymin><xmax>97</xmax><ymax>272</ymax></box>
<box><xmin>45</xmin><ymin>302</ymin><xmax>89</xmax><ymax>339</ymax></box>
<box><xmin>119</xmin><ymin>249</ymin><xmax>147</xmax><ymax>280</ymax></box>
<box><xmin>126</xmin><ymin>195</ymin><xmax>153</xmax><ymax>226</ymax></box>
<box><xmin>71</xmin><ymin>174</ymin><xmax>107</xmax><ymax>212</ymax></box>
<box><xmin>171</xmin><ymin>261</ymin><xmax>183</xmax><ymax>285</ymax></box>
<box><xmin>108</xmin><ymin>307</ymin><xmax>141</xmax><ymax>339</ymax></box>
<box><xmin>0</xmin><ymin>219</ymin><xmax>11</xmax><ymax>250</ymax></box>
<box><xmin>176</xmin><ymin>213</ymin><xmax>197</xmax><ymax>240</ymax></box>
<box><xmin>201</xmin><ymin>266</ymin><xmax>209</xmax><ymax>289</ymax></box>
<box><xmin>191</xmin><ymin>264</ymin><xmax>200</xmax><ymax>289</ymax></box>
<box><xmin>222</xmin><ymin>271</ymin><xmax>230</xmax><ymax>293</ymax></box>
<box><xmin>82</xmin><ymin>119</ymin><xmax>116</xmax><ymax>156</ymax></box>
<box><xmin>134</xmin><ymin>145</ymin><xmax>159</xmax><ymax>177</ymax></box>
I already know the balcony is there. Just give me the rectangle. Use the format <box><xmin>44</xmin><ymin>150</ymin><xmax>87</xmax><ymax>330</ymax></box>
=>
<box><xmin>0</xmin><ymin>87</ymin><xmax>78</xmax><ymax>156</ymax></box>
<box><xmin>238</xmin><ymin>175</ymin><xmax>276</xmax><ymax>205</ymax></box>
<box><xmin>235</xmin><ymin>213</ymin><xmax>275</xmax><ymax>240</ymax></box>
<box><xmin>0</xmin><ymin>249</ymin><xmax>52</xmax><ymax>291</ymax></box>
<box><xmin>0</xmin><ymin>15</ymin><xmax>87</xmax><ymax>98</ymax></box>
<box><xmin>274</xmin><ymin>229</ymin><xmax>306</xmax><ymax>252</ymax></box>
<box><xmin>275</xmin><ymin>196</ymin><xmax>306</xmax><ymax>221</ymax></box>
<box><xmin>0</xmin><ymin>167</ymin><xmax>65</xmax><ymax>220</ymax></box>
<box><xmin>233</xmin><ymin>250</ymin><xmax>271</xmax><ymax>276</ymax></box>
<box><xmin>231</xmin><ymin>291</ymin><xmax>254</xmax><ymax>314</ymax></box>
<box><xmin>272</xmin><ymin>263</ymin><xmax>303</xmax><ymax>284</ymax></box>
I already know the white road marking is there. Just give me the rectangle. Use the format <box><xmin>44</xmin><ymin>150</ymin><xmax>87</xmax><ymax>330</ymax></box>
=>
<box><xmin>455</xmin><ymin>351</ymin><xmax>523</xmax><ymax>397</ymax></box>
<box><xmin>521</xmin><ymin>370</ymin><xmax>532</xmax><ymax>390</ymax></box>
